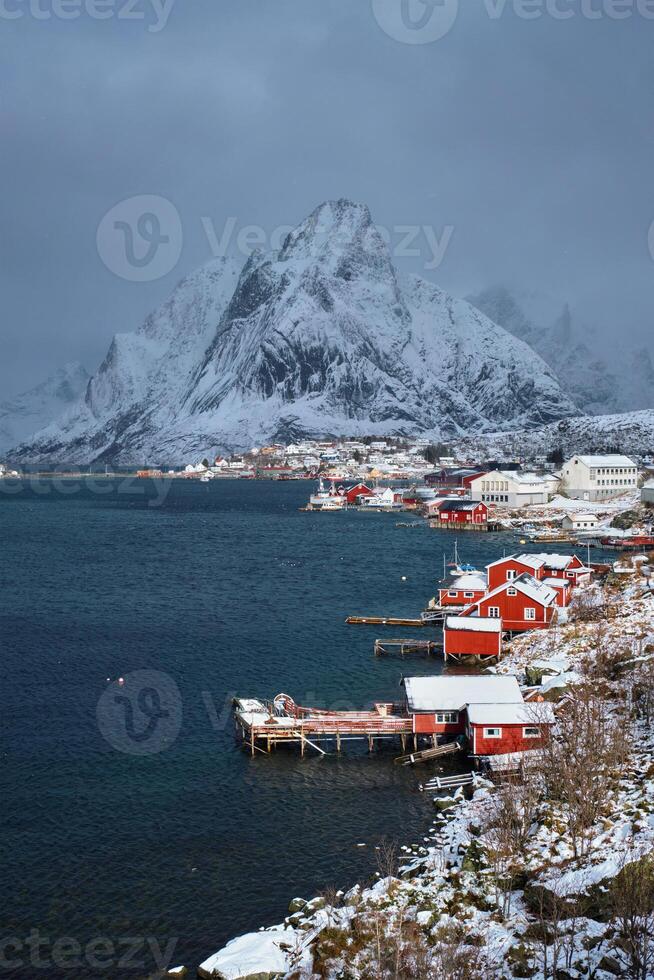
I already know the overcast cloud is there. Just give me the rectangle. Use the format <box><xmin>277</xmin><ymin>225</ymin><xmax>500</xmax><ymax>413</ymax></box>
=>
<box><xmin>1</xmin><ymin>0</ymin><xmax>653</xmax><ymax>396</ymax></box>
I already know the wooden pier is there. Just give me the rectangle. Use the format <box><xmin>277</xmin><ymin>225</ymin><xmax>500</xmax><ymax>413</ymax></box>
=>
<box><xmin>346</xmin><ymin>615</ymin><xmax>427</xmax><ymax>627</ymax></box>
<box><xmin>233</xmin><ymin>695</ymin><xmax>416</xmax><ymax>757</ymax></box>
<box><xmin>374</xmin><ymin>638</ymin><xmax>441</xmax><ymax>658</ymax></box>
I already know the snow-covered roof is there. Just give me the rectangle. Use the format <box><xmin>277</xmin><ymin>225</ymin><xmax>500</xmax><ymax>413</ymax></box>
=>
<box><xmin>468</xmin><ymin>572</ymin><xmax>557</xmax><ymax>609</ymax></box>
<box><xmin>449</xmin><ymin>573</ymin><xmax>487</xmax><ymax>591</ymax></box>
<box><xmin>466</xmin><ymin>702</ymin><xmax>556</xmax><ymax>725</ymax></box>
<box><xmin>543</xmin><ymin>577</ymin><xmax>571</xmax><ymax>589</ymax></box>
<box><xmin>486</xmin><ymin>553</ymin><xmax>546</xmax><ymax>570</ymax></box>
<box><xmin>574</xmin><ymin>454</ymin><xmax>636</xmax><ymax>468</ymax></box>
<box><xmin>513</xmin><ymin>574</ymin><xmax>558</xmax><ymax>606</ymax></box>
<box><xmin>438</xmin><ymin>499</ymin><xmax>481</xmax><ymax>511</ymax></box>
<box><xmin>445</xmin><ymin>616</ymin><xmax>502</xmax><ymax>633</ymax></box>
<box><xmin>507</xmin><ymin>471</ymin><xmax>549</xmax><ymax>484</ymax></box>
<box><xmin>527</xmin><ymin>552</ymin><xmax>575</xmax><ymax>569</ymax></box>
<box><xmin>514</xmin><ymin>554</ymin><xmax>549</xmax><ymax>570</ymax></box>
<box><xmin>403</xmin><ymin>675</ymin><xmax>521</xmax><ymax>712</ymax></box>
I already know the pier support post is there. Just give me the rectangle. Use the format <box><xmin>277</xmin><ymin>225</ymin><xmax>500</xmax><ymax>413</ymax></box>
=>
<box><xmin>336</xmin><ymin>732</ymin><xmax>341</xmax><ymax>753</ymax></box>
<box><xmin>401</xmin><ymin>734</ymin><xmax>406</xmax><ymax>752</ymax></box>
<box><xmin>368</xmin><ymin>735</ymin><xmax>373</xmax><ymax>752</ymax></box>
<box><xmin>250</xmin><ymin>729</ymin><xmax>255</xmax><ymax>757</ymax></box>
<box><xmin>413</xmin><ymin>735</ymin><xmax>418</xmax><ymax>752</ymax></box>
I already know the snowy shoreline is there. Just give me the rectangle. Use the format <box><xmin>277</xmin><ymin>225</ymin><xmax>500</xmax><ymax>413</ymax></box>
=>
<box><xmin>195</xmin><ymin>561</ymin><xmax>654</xmax><ymax>979</ymax></box>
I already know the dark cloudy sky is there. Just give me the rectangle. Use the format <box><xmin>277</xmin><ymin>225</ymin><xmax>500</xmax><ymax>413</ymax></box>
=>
<box><xmin>2</xmin><ymin>0</ymin><xmax>653</xmax><ymax>396</ymax></box>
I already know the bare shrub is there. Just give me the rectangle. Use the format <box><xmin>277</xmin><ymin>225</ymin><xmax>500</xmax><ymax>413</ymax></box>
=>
<box><xmin>631</xmin><ymin>656</ymin><xmax>654</xmax><ymax>725</ymax></box>
<box><xmin>610</xmin><ymin>849</ymin><xmax>654</xmax><ymax>979</ymax></box>
<box><xmin>539</xmin><ymin>685</ymin><xmax>625</xmax><ymax>858</ymax></box>
<box><xmin>482</xmin><ymin>774</ymin><xmax>541</xmax><ymax>916</ymax></box>
<box><xmin>430</xmin><ymin>921</ymin><xmax>486</xmax><ymax>980</ymax></box>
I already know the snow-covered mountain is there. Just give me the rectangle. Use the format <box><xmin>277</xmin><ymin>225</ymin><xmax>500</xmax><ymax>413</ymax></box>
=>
<box><xmin>0</xmin><ymin>362</ymin><xmax>89</xmax><ymax>454</ymax></box>
<box><xmin>15</xmin><ymin>201</ymin><xmax>576</xmax><ymax>464</ymax></box>
<box><xmin>467</xmin><ymin>285</ymin><xmax>654</xmax><ymax>416</ymax></box>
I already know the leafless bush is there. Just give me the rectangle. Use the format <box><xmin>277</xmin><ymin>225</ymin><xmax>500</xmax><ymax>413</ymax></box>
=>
<box><xmin>610</xmin><ymin>848</ymin><xmax>654</xmax><ymax>979</ymax></box>
<box><xmin>631</xmin><ymin>656</ymin><xmax>654</xmax><ymax>725</ymax></box>
<box><xmin>570</xmin><ymin>588</ymin><xmax>615</xmax><ymax>623</ymax></box>
<box><xmin>430</xmin><ymin>922</ymin><xmax>486</xmax><ymax>980</ymax></box>
<box><xmin>482</xmin><ymin>774</ymin><xmax>541</xmax><ymax>915</ymax></box>
<box><xmin>581</xmin><ymin>622</ymin><xmax>633</xmax><ymax>681</ymax></box>
<box><xmin>539</xmin><ymin>685</ymin><xmax>626</xmax><ymax>858</ymax></box>
<box><xmin>375</xmin><ymin>838</ymin><xmax>398</xmax><ymax>881</ymax></box>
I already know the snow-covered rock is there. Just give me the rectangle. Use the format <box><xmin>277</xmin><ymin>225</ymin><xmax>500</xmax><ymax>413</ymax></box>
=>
<box><xmin>456</xmin><ymin>409</ymin><xmax>654</xmax><ymax>458</ymax></box>
<box><xmin>197</xmin><ymin>926</ymin><xmax>291</xmax><ymax>979</ymax></box>
<box><xmin>15</xmin><ymin>201</ymin><xmax>576</xmax><ymax>464</ymax></box>
<box><xmin>0</xmin><ymin>362</ymin><xmax>89</xmax><ymax>454</ymax></box>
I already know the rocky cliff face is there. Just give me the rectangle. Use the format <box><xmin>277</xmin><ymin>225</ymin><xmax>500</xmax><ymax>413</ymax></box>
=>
<box><xmin>15</xmin><ymin>202</ymin><xmax>576</xmax><ymax>463</ymax></box>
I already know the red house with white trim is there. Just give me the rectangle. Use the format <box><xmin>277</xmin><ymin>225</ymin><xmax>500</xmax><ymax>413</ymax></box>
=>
<box><xmin>486</xmin><ymin>554</ymin><xmax>548</xmax><ymax>591</ymax></box>
<box><xmin>466</xmin><ymin>702</ymin><xmax>555</xmax><ymax>755</ymax></box>
<box><xmin>460</xmin><ymin>573</ymin><xmax>558</xmax><ymax>633</ymax></box>
<box><xmin>344</xmin><ymin>483</ymin><xmax>375</xmax><ymax>505</ymax></box>
<box><xmin>402</xmin><ymin>676</ymin><xmax>554</xmax><ymax>755</ymax></box>
<box><xmin>403</xmin><ymin>675</ymin><xmax>523</xmax><ymax>737</ymax></box>
<box><xmin>433</xmin><ymin>500</ymin><xmax>488</xmax><ymax>527</ymax></box>
<box><xmin>443</xmin><ymin>616</ymin><xmax>503</xmax><ymax>661</ymax></box>
<box><xmin>543</xmin><ymin>577</ymin><xmax>572</xmax><ymax>608</ymax></box>
<box><xmin>438</xmin><ymin>572</ymin><xmax>488</xmax><ymax>608</ymax></box>
<box><xmin>531</xmin><ymin>553</ymin><xmax>592</xmax><ymax>587</ymax></box>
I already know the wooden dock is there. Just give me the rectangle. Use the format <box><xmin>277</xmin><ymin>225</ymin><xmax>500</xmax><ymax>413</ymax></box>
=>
<box><xmin>394</xmin><ymin>741</ymin><xmax>462</xmax><ymax>766</ymax></box>
<box><xmin>233</xmin><ymin>696</ymin><xmax>416</xmax><ymax>756</ymax></box>
<box><xmin>374</xmin><ymin>638</ymin><xmax>441</xmax><ymax>658</ymax></box>
<box><xmin>346</xmin><ymin>615</ymin><xmax>427</xmax><ymax>627</ymax></box>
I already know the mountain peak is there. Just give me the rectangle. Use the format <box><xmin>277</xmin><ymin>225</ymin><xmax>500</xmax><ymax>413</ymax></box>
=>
<box><xmin>278</xmin><ymin>199</ymin><xmax>384</xmax><ymax>272</ymax></box>
<box><xmin>15</xmin><ymin>203</ymin><xmax>577</xmax><ymax>463</ymax></box>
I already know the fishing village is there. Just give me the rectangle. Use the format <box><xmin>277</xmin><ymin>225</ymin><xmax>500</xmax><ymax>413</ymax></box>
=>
<box><xmin>194</xmin><ymin>451</ymin><xmax>654</xmax><ymax>980</ymax></box>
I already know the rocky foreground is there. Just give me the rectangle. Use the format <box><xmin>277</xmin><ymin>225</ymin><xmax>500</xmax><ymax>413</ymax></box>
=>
<box><xmin>192</xmin><ymin>560</ymin><xmax>654</xmax><ymax>979</ymax></box>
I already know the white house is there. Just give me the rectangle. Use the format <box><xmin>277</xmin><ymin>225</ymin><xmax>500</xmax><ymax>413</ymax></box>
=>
<box><xmin>561</xmin><ymin>513</ymin><xmax>600</xmax><ymax>532</ymax></box>
<box><xmin>642</xmin><ymin>479</ymin><xmax>654</xmax><ymax>506</ymax></box>
<box><xmin>469</xmin><ymin>470</ymin><xmax>552</xmax><ymax>507</ymax></box>
<box><xmin>560</xmin><ymin>455</ymin><xmax>638</xmax><ymax>501</ymax></box>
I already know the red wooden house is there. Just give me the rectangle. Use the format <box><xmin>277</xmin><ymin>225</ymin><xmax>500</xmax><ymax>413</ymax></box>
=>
<box><xmin>443</xmin><ymin>616</ymin><xmax>503</xmax><ymax>661</ymax></box>
<box><xmin>460</xmin><ymin>573</ymin><xmax>558</xmax><ymax>633</ymax></box>
<box><xmin>402</xmin><ymin>675</ymin><xmax>522</xmax><ymax>737</ymax></box>
<box><xmin>434</xmin><ymin>500</ymin><xmax>488</xmax><ymax>527</ymax></box>
<box><xmin>466</xmin><ymin>702</ymin><xmax>555</xmax><ymax>755</ymax></box>
<box><xmin>531</xmin><ymin>553</ymin><xmax>592</xmax><ymax>587</ymax></box>
<box><xmin>344</xmin><ymin>483</ymin><xmax>375</xmax><ymax>505</ymax></box>
<box><xmin>438</xmin><ymin>572</ymin><xmax>488</xmax><ymax>608</ymax></box>
<box><xmin>543</xmin><ymin>577</ymin><xmax>572</xmax><ymax>608</ymax></box>
<box><xmin>486</xmin><ymin>554</ymin><xmax>548</xmax><ymax>591</ymax></box>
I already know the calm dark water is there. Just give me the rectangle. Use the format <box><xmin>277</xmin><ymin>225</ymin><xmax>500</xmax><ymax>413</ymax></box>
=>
<box><xmin>0</xmin><ymin>478</ymin><xmax>600</xmax><ymax>977</ymax></box>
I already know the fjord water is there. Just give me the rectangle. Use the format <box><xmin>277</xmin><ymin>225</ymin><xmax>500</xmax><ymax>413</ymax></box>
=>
<box><xmin>1</xmin><ymin>478</ymin><xmax>519</xmax><ymax>975</ymax></box>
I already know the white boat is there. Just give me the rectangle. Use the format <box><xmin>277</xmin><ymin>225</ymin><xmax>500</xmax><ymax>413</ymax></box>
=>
<box><xmin>307</xmin><ymin>478</ymin><xmax>345</xmax><ymax>511</ymax></box>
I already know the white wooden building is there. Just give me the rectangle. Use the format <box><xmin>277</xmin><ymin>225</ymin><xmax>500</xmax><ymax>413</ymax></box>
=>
<box><xmin>560</xmin><ymin>454</ymin><xmax>638</xmax><ymax>501</ymax></box>
<box><xmin>561</xmin><ymin>513</ymin><xmax>600</xmax><ymax>532</ymax></box>
<box><xmin>469</xmin><ymin>470</ymin><xmax>551</xmax><ymax>507</ymax></box>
